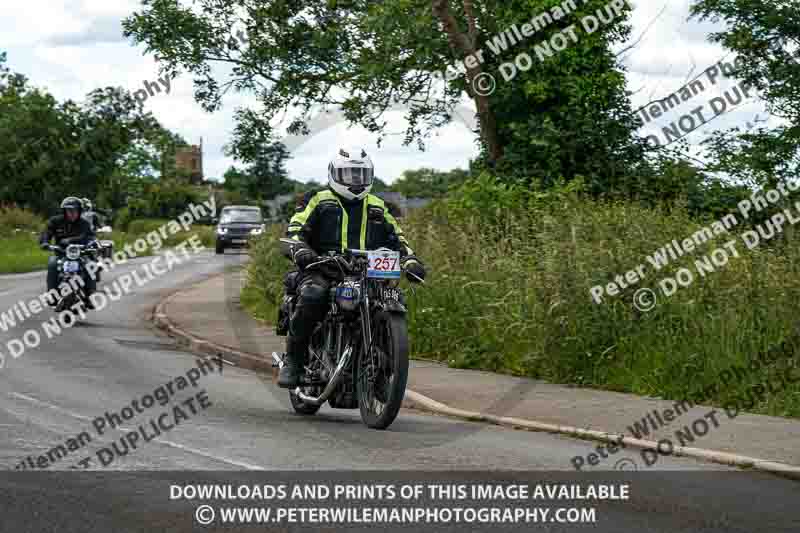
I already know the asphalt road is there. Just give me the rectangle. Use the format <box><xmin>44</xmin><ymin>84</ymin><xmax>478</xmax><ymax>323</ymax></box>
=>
<box><xmin>0</xmin><ymin>250</ymin><xmax>797</xmax><ymax>532</ymax></box>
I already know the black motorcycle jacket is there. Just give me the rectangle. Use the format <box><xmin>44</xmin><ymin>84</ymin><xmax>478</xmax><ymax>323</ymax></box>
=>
<box><xmin>40</xmin><ymin>215</ymin><xmax>92</xmax><ymax>247</ymax></box>
<box><xmin>286</xmin><ymin>189</ymin><xmax>415</xmax><ymax>257</ymax></box>
<box><xmin>82</xmin><ymin>211</ymin><xmax>101</xmax><ymax>233</ymax></box>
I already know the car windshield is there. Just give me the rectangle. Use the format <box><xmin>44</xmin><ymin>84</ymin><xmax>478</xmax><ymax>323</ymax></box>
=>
<box><xmin>220</xmin><ymin>210</ymin><xmax>262</xmax><ymax>223</ymax></box>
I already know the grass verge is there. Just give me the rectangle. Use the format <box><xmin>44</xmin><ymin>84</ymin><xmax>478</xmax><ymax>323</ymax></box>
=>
<box><xmin>0</xmin><ymin>211</ymin><xmax>216</xmax><ymax>275</ymax></box>
<box><xmin>241</xmin><ymin>178</ymin><xmax>800</xmax><ymax>419</ymax></box>
<box><xmin>0</xmin><ymin>232</ymin><xmax>52</xmax><ymax>274</ymax></box>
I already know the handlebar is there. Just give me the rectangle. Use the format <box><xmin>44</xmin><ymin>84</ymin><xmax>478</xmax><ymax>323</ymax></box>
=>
<box><xmin>45</xmin><ymin>243</ymin><xmax>94</xmax><ymax>254</ymax></box>
<box><xmin>279</xmin><ymin>238</ymin><xmax>423</xmax><ymax>282</ymax></box>
<box><xmin>343</xmin><ymin>248</ymin><xmax>370</xmax><ymax>257</ymax></box>
<box><xmin>305</xmin><ymin>254</ymin><xmax>352</xmax><ymax>276</ymax></box>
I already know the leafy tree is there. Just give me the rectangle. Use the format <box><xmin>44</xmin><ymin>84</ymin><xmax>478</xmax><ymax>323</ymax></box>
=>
<box><xmin>247</xmin><ymin>142</ymin><xmax>292</xmax><ymax>200</ymax></box>
<box><xmin>391</xmin><ymin>167</ymin><xmax>468</xmax><ymax>197</ymax></box>
<box><xmin>691</xmin><ymin>0</ymin><xmax>800</xmax><ymax>189</ymax></box>
<box><xmin>371</xmin><ymin>177</ymin><xmax>390</xmax><ymax>193</ymax></box>
<box><xmin>222</xmin><ymin>144</ymin><xmax>292</xmax><ymax>201</ymax></box>
<box><xmin>0</xmin><ymin>64</ymin><xmax>81</xmax><ymax>213</ymax></box>
<box><xmin>122</xmin><ymin>0</ymin><xmax>645</xmax><ymax>190</ymax></box>
<box><xmin>222</xmin><ymin>166</ymin><xmax>249</xmax><ymax>193</ymax></box>
<box><xmin>0</xmin><ymin>52</ymin><xmax>189</xmax><ymax>214</ymax></box>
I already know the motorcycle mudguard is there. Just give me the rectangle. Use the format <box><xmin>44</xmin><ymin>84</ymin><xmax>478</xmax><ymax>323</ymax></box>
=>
<box><xmin>377</xmin><ymin>286</ymin><xmax>407</xmax><ymax>314</ymax></box>
<box><xmin>382</xmin><ymin>299</ymin><xmax>407</xmax><ymax>314</ymax></box>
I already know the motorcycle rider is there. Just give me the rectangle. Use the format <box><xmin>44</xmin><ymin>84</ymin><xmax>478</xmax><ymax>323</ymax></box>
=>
<box><xmin>277</xmin><ymin>148</ymin><xmax>427</xmax><ymax>388</ymax></box>
<box><xmin>80</xmin><ymin>197</ymin><xmax>107</xmax><ymax>279</ymax></box>
<box><xmin>81</xmin><ymin>198</ymin><xmax>101</xmax><ymax>234</ymax></box>
<box><xmin>39</xmin><ymin>197</ymin><xmax>96</xmax><ymax>308</ymax></box>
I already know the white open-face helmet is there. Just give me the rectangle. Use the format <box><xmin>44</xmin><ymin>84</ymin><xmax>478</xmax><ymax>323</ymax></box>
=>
<box><xmin>328</xmin><ymin>148</ymin><xmax>375</xmax><ymax>201</ymax></box>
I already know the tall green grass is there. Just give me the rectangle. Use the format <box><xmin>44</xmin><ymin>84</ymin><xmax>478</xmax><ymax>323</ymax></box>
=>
<box><xmin>243</xmin><ymin>177</ymin><xmax>800</xmax><ymax>417</ymax></box>
<box><xmin>0</xmin><ymin>233</ymin><xmax>51</xmax><ymax>273</ymax></box>
<box><xmin>0</xmin><ymin>206</ymin><xmax>49</xmax><ymax>273</ymax></box>
<box><xmin>241</xmin><ymin>229</ymin><xmax>289</xmax><ymax>323</ymax></box>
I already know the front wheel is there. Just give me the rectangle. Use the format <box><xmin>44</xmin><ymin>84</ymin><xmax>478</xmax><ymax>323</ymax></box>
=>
<box><xmin>55</xmin><ymin>291</ymin><xmax>78</xmax><ymax>313</ymax></box>
<box><xmin>357</xmin><ymin>311</ymin><xmax>409</xmax><ymax>429</ymax></box>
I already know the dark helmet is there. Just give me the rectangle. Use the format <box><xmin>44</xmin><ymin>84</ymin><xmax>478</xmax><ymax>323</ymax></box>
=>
<box><xmin>60</xmin><ymin>196</ymin><xmax>83</xmax><ymax>213</ymax></box>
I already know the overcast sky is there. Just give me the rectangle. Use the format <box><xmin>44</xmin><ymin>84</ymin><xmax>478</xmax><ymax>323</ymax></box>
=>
<box><xmin>1</xmin><ymin>0</ymin><xmax>769</xmax><ymax>183</ymax></box>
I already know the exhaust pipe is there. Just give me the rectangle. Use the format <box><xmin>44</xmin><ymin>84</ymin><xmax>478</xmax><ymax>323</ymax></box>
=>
<box><xmin>294</xmin><ymin>346</ymin><xmax>353</xmax><ymax>406</ymax></box>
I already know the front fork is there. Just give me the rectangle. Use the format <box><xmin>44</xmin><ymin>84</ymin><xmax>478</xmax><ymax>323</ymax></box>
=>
<box><xmin>359</xmin><ymin>287</ymin><xmax>375</xmax><ymax>377</ymax></box>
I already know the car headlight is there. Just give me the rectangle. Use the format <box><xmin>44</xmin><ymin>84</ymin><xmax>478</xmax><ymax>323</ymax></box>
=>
<box><xmin>66</xmin><ymin>245</ymin><xmax>81</xmax><ymax>260</ymax></box>
<box><xmin>217</xmin><ymin>227</ymin><xmax>228</xmax><ymax>235</ymax></box>
<box><xmin>250</xmin><ymin>227</ymin><xmax>264</xmax><ymax>235</ymax></box>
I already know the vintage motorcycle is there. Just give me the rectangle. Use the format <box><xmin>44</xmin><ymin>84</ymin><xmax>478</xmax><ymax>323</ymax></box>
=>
<box><xmin>273</xmin><ymin>238</ymin><xmax>421</xmax><ymax>430</ymax></box>
<box><xmin>47</xmin><ymin>243</ymin><xmax>96</xmax><ymax>312</ymax></box>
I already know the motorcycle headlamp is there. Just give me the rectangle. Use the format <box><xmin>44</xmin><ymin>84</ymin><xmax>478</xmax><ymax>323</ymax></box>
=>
<box><xmin>66</xmin><ymin>245</ymin><xmax>81</xmax><ymax>260</ymax></box>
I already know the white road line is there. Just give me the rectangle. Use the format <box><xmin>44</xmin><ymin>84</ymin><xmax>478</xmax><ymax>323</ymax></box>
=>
<box><xmin>8</xmin><ymin>392</ymin><xmax>264</xmax><ymax>470</ymax></box>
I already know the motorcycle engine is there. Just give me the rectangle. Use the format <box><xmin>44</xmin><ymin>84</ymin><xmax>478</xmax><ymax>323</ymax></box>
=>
<box><xmin>334</xmin><ymin>280</ymin><xmax>361</xmax><ymax>312</ymax></box>
<box><xmin>328</xmin><ymin>369</ymin><xmax>358</xmax><ymax>409</ymax></box>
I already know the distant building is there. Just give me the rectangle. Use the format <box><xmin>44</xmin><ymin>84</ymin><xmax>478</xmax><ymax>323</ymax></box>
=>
<box><xmin>406</xmin><ymin>197</ymin><xmax>432</xmax><ymax>210</ymax></box>
<box><xmin>173</xmin><ymin>138</ymin><xmax>204</xmax><ymax>183</ymax></box>
<box><xmin>374</xmin><ymin>192</ymin><xmax>431</xmax><ymax>217</ymax></box>
<box><xmin>375</xmin><ymin>192</ymin><xmax>407</xmax><ymax>216</ymax></box>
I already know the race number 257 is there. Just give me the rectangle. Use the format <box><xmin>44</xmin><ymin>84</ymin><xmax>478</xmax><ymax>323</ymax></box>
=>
<box><xmin>371</xmin><ymin>257</ymin><xmax>397</xmax><ymax>271</ymax></box>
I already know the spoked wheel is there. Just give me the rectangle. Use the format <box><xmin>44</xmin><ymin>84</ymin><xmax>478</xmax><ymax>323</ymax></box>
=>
<box><xmin>357</xmin><ymin>311</ymin><xmax>409</xmax><ymax>429</ymax></box>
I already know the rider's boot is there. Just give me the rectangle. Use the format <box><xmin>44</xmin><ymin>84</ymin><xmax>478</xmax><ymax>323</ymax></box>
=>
<box><xmin>277</xmin><ymin>336</ymin><xmax>307</xmax><ymax>388</ymax></box>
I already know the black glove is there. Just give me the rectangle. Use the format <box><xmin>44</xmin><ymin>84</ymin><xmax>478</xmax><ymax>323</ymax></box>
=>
<box><xmin>403</xmin><ymin>257</ymin><xmax>426</xmax><ymax>283</ymax></box>
<box><xmin>293</xmin><ymin>247</ymin><xmax>319</xmax><ymax>271</ymax></box>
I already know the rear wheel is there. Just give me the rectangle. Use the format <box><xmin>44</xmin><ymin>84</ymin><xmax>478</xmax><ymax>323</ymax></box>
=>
<box><xmin>357</xmin><ymin>311</ymin><xmax>409</xmax><ymax>429</ymax></box>
<box><xmin>215</xmin><ymin>242</ymin><xmax>224</xmax><ymax>254</ymax></box>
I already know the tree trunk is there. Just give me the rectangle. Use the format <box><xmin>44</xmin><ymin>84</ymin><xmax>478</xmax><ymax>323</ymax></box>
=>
<box><xmin>431</xmin><ymin>0</ymin><xmax>504</xmax><ymax>164</ymax></box>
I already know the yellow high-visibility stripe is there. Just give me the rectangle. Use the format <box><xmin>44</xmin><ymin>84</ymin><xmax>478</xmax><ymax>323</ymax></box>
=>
<box><xmin>288</xmin><ymin>192</ymin><xmax>323</xmax><ymax>227</ymax></box>
<box><xmin>288</xmin><ymin>190</ymin><xmax>348</xmax><ymax>251</ymax></box>
<box><xmin>360</xmin><ymin>195</ymin><xmax>383</xmax><ymax>249</ymax></box>
<box><xmin>289</xmin><ymin>191</ymin><xmax>409</xmax><ymax>253</ymax></box>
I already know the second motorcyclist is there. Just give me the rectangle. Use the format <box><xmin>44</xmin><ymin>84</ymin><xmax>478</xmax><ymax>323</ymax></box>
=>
<box><xmin>39</xmin><ymin>196</ymin><xmax>97</xmax><ymax>308</ymax></box>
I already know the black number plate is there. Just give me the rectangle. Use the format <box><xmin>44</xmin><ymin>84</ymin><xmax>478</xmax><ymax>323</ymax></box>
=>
<box><xmin>381</xmin><ymin>286</ymin><xmax>401</xmax><ymax>301</ymax></box>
